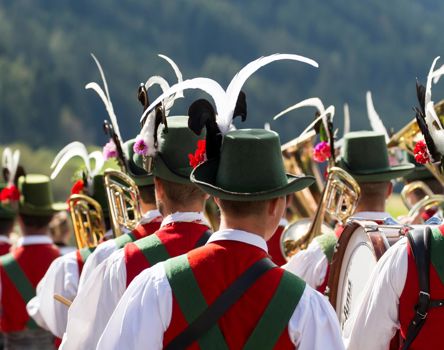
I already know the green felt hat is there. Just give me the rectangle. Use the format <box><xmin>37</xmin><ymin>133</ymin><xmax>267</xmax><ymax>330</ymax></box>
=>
<box><xmin>19</xmin><ymin>174</ymin><xmax>68</xmax><ymax>216</ymax></box>
<box><xmin>0</xmin><ymin>183</ymin><xmax>17</xmax><ymax>219</ymax></box>
<box><xmin>338</xmin><ymin>131</ymin><xmax>414</xmax><ymax>182</ymax></box>
<box><xmin>191</xmin><ymin>129</ymin><xmax>315</xmax><ymax>201</ymax></box>
<box><xmin>135</xmin><ymin>116</ymin><xmax>205</xmax><ymax>184</ymax></box>
<box><xmin>88</xmin><ymin>174</ymin><xmax>109</xmax><ymax>217</ymax></box>
<box><xmin>123</xmin><ymin>139</ymin><xmax>153</xmax><ymax>187</ymax></box>
<box><xmin>403</xmin><ymin>153</ymin><xmax>434</xmax><ymax>182</ymax></box>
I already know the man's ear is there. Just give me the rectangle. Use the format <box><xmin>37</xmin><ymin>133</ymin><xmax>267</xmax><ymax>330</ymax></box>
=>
<box><xmin>386</xmin><ymin>181</ymin><xmax>394</xmax><ymax>199</ymax></box>
<box><xmin>153</xmin><ymin>177</ymin><xmax>164</xmax><ymax>201</ymax></box>
<box><xmin>268</xmin><ymin>197</ymin><xmax>280</xmax><ymax>216</ymax></box>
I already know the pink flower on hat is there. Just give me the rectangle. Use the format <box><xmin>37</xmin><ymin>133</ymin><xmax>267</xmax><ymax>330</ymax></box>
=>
<box><xmin>413</xmin><ymin>140</ymin><xmax>430</xmax><ymax>165</ymax></box>
<box><xmin>133</xmin><ymin>137</ymin><xmax>149</xmax><ymax>156</ymax></box>
<box><xmin>103</xmin><ymin>139</ymin><xmax>118</xmax><ymax>160</ymax></box>
<box><xmin>313</xmin><ymin>141</ymin><xmax>331</xmax><ymax>163</ymax></box>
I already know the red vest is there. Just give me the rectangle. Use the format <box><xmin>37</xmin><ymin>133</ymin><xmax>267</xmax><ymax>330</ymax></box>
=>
<box><xmin>0</xmin><ymin>243</ymin><xmax>60</xmax><ymax>332</ymax></box>
<box><xmin>163</xmin><ymin>240</ymin><xmax>295</xmax><ymax>349</ymax></box>
<box><xmin>398</xmin><ymin>226</ymin><xmax>444</xmax><ymax>349</ymax></box>
<box><xmin>131</xmin><ymin>220</ymin><xmax>162</xmax><ymax>240</ymax></box>
<box><xmin>0</xmin><ymin>242</ymin><xmax>11</xmax><ymax>256</ymax></box>
<box><xmin>267</xmin><ymin>225</ymin><xmax>287</xmax><ymax>266</ymax></box>
<box><xmin>124</xmin><ymin>221</ymin><xmax>210</xmax><ymax>286</ymax></box>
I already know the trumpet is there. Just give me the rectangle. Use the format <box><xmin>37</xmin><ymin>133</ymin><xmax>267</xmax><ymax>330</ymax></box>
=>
<box><xmin>281</xmin><ymin>130</ymin><xmax>323</xmax><ymax>219</ymax></box>
<box><xmin>281</xmin><ymin>167</ymin><xmax>361</xmax><ymax>259</ymax></box>
<box><xmin>68</xmin><ymin>194</ymin><xmax>106</xmax><ymax>249</ymax></box>
<box><xmin>104</xmin><ymin>169</ymin><xmax>142</xmax><ymax>237</ymax></box>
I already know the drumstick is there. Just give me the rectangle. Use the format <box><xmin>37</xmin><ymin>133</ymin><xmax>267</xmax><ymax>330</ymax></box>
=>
<box><xmin>54</xmin><ymin>294</ymin><xmax>72</xmax><ymax>307</ymax></box>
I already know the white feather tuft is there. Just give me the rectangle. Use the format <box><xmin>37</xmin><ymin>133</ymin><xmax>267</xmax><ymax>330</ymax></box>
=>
<box><xmin>158</xmin><ymin>54</ymin><xmax>184</xmax><ymax>99</ymax></box>
<box><xmin>2</xmin><ymin>148</ymin><xmax>20</xmax><ymax>185</ymax></box>
<box><xmin>273</xmin><ymin>97</ymin><xmax>325</xmax><ymax>120</ymax></box>
<box><xmin>366</xmin><ymin>91</ymin><xmax>389</xmax><ymax>142</ymax></box>
<box><xmin>425</xmin><ymin>56</ymin><xmax>440</xmax><ymax>108</ymax></box>
<box><xmin>343</xmin><ymin>103</ymin><xmax>350</xmax><ymax>136</ymax></box>
<box><xmin>264</xmin><ymin>123</ymin><xmax>271</xmax><ymax>131</ymax></box>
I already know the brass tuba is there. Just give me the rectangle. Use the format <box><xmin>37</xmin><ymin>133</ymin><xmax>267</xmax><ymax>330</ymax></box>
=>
<box><xmin>68</xmin><ymin>194</ymin><xmax>106</xmax><ymax>249</ymax></box>
<box><xmin>401</xmin><ymin>180</ymin><xmax>444</xmax><ymax>222</ymax></box>
<box><xmin>104</xmin><ymin>169</ymin><xmax>142</xmax><ymax>237</ymax></box>
<box><xmin>281</xmin><ymin>130</ymin><xmax>324</xmax><ymax>219</ymax></box>
<box><xmin>281</xmin><ymin>167</ymin><xmax>361</xmax><ymax>259</ymax></box>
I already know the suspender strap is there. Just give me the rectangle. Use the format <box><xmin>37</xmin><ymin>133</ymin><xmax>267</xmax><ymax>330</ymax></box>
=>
<box><xmin>194</xmin><ymin>229</ymin><xmax>212</xmax><ymax>249</ymax></box>
<box><xmin>165</xmin><ymin>257</ymin><xmax>276</xmax><ymax>350</ymax></box>
<box><xmin>135</xmin><ymin>234</ymin><xmax>171</xmax><ymax>266</ymax></box>
<box><xmin>244</xmin><ymin>270</ymin><xmax>306</xmax><ymax>349</ymax></box>
<box><xmin>114</xmin><ymin>232</ymin><xmax>136</xmax><ymax>249</ymax></box>
<box><xmin>403</xmin><ymin>227</ymin><xmax>432</xmax><ymax>350</ymax></box>
<box><xmin>0</xmin><ymin>254</ymin><xmax>38</xmax><ymax>329</ymax></box>
<box><xmin>78</xmin><ymin>247</ymin><xmax>95</xmax><ymax>264</ymax></box>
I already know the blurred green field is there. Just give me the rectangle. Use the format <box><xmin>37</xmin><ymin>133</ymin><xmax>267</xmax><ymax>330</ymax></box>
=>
<box><xmin>386</xmin><ymin>193</ymin><xmax>408</xmax><ymax>219</ymax></box>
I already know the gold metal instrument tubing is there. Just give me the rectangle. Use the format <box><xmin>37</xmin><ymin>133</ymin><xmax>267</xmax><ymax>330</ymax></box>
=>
<box><xmin>408</xmin><ymin>194</ymin><xmax>444</xmax><ymax>220</ymax></box>
<box><xmin>104</xmin><ymin>169</ymin><xmax>142</xmax><ymax>237</ymax></box>
<box><xmin>281</xmin><ymin>167</ymin><xmax>361</xmax><ymax>259</ymax></box>
<box><xmin>401</xmin><ymin>180</ymin><xmax>434</xmax><ymax>209</ymax></box>
<box><xmin>68</xmin><ymin>194</ymin><xmax>106</xmax><ymax>250</ymax></box>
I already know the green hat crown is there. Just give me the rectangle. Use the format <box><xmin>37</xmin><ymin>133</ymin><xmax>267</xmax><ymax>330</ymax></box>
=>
<box><xmin>191</xmin><ymin>129</ymin><xmax>315</xmax><ymax>201</ymax></box>
<box><xmin>19</xmin><ymin>174</ymin><xmax>67</xmax><ymax>215</ymax></box>
<box><xmin>135</xmin><ymin>116</ymin><xmax>205</xmax><ymax>184</ymax></box>
<box><xmin>339</xmin><ymin>131</ymin><xmax>414</xmax><ymax>182</ymax></box>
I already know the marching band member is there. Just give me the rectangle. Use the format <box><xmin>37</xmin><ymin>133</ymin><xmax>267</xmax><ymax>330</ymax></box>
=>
<box><xmin>98</xmin><ymin>116</ymin><xmax>343</xmax><ymax>349</ymax></box>
<box><xmin>266</xmin><ymin>195</ymin><xmax>291</xmax><ymax>266</ymax></box>
<box><xmin>60</xmin><ymin>116</ymin><xmax>211</xmax><ymax>349</ymax></box>
<box><xmin>26</xmin><ymin>142</ymin><xmax>110</xmax><ymax>341</ymax></box>
<box><xmin>343</xmin><ymin>57</ymin><xmax>444</xmax><ymax>350</ymax></box>
<box><xmin>284</xmin><ymin>131</ymin><xmax>413</xmax><ymax>291</ymax></box>
<box><xmin>0</xmin><ymin>174</ymin><xmax>65</xmax><ymax>349</ymax></box>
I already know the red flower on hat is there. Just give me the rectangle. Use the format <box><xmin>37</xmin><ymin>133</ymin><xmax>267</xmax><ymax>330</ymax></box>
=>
<box><xmin>0</xmin><ymin>185</ymin><xmax>20</xmax><ymax>203</ymax></box>
<box><xmin>313</xmin><ymin>141</ymin><xmax>331</xmax><ymax>163</ymax></box>
<box><xmin>188</xmin><ymin>140</ymin><xmax>207</xmax><ymax>168</ymax></box>
<box><xmin>70</xmin><ymin>180</ymin><xmax>85</xmax><ymax>195</ymax></box>
<box><xmin>413</xmin><ymin>140</ymin><xmax>430</xmax><ymax>165</ymax></box>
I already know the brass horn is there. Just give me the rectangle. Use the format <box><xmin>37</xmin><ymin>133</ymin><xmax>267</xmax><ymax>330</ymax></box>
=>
<box><xmin>408</xmin><ymin>194</ymin><xmax>444</xmax><ymax>221</ymax></box>
<box><xmin>68</xmin><ymin>194</ymin><xmax>106</xmax><ymax>249</ymax></box>
<box><xmin>281</xmin><ymin>130</ymin><xmax>324</xmax><ymax>219</ymax></box>
<box><xmin>104</xmin><ymin>169</ymin><xmax>142</xmax><ymax>237</ymax></box>
<box><xmin>388</xmin><ymin>101</ymin><xmax>444</xmax><ymax>186</ymax></box>
<box><xmin>401</xmin><ymin>180</ymin><xmax>434</xmax><ymax>209</ymax></box>
<box><xmin>281</xmin><ymin>167</ymin><xmax>361</xmax><ymax>259</ymax></box>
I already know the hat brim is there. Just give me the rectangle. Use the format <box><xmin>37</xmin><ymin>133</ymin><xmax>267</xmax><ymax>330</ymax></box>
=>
<box><xmin>339</xmin><ymin>160</ymin><xmax>415</xmax><ymax>182</ymax></box>
<box><xmin>19</xmin><ymin>202</ymin><xmax>68</xmax><ymax>216</ymax></box>
<box><xmin>403</xmin><ymin>166</ymin><xmax>434</xmax><ymax>182</ymax></box>
<box><xmin>191</xmin><ymin>159</ymin><xmax>315</xmax><ymax>201</ymax></box>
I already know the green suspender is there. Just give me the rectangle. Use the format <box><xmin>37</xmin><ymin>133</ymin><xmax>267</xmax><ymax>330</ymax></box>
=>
<box><xmin>244</xmin><ymin>271</ymin><xmax>306</xmax><ymax>349</ymax></box>
<box><xmin>114</xmin><ymin>232</ymin><xmax>136</xmax><ymax>250</ymax></box>
<box><xmin>134</xmin><ymin>234</ymin><xmax>171</xmax><ymax>266</ymax></box>
<box><xmin>78</xmin><ymin>246</ymin><xmax>96</xmax><ymax>264</ymax></box>
<box><xmin>0</xmin><ymin>254</ymin><xmax>38</xmax><ymax>329</ymax></box>
<box><xmin>165</xmin><ymin>255</ymin><xmax>229</xmax><ymax>350</ymax></box>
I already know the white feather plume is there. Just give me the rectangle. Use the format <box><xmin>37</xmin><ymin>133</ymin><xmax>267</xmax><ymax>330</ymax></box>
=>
<box><xmin>264</xmin><ymin>123</ymin><xmax>271</xmax><ymax>131</ymax></box>
<box><xmin>145</xmin><ymin>76</ymin><xmax>170</xmax><ymax>92</ymax></box>
<box><xmin>366</xmin><ymin>91</ymin><xmax>389</xmax><ymax>142</ymax></box>
<box><xmin>140</xmin><ymin>53</ymin><xmax>319</xmax><ymax>135</ymax></box>
<box><xmin>86</xmin><ymin>54</ymin><xmax>122</xmax><ymax>142</ymax></box>
<box><xmin>2</xmin><ymin>148</ymin><xmax>20</xmax><ymax>185</ymax></box>
<box><xmin>425</xmin><ymin>56</ymin><xmax>440</xmax><ymax>108</ymax></box>
<box><xmin>298</xmin><ymin>105</ymin><xmax>336</xmax><ymax>141</ymax></box>
<box><xmin>50</xmin><ymin>142</ymin><xmax>104</xmax><ymax>180</ymax></box>
<box><xmin>158</xmin><ymin>54</ymin><xmax>184</xmax><ymax>99</ymax></box>
<box><xmin>425</xmin><ymin>102</ymin><xmax>444</xmax><ymax>154</ymax></box>
<box><xmin>343</xmin><ymin>103</ymin><xmax>350</xmax><ymax>136</ymax></box>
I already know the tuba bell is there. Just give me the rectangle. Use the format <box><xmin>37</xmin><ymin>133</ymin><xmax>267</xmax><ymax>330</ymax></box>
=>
<box><xmin>281</xmin><ymin>167</ymin><xmax>361</xmax><ymax>259</ymax></box>
<box><xmin>104</xmin><ymin>169</ymin><xmax>142</xmax><ymax>237</ymax></box>
<box><xmin>68</xmin><ymin>194</ymin><xmax>106</xmax><ymax>249</ymax></box>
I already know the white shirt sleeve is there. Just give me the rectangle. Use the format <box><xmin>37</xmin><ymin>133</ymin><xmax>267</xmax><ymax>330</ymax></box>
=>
<box><xmin>290</xmin><ymin>286</ymin><xmax>345</xmax><ymax>350</ymax></box>
<box><xmin>97</xmin><ymin>262</ymin><xmax>171</xmax><ymax>350</ymax></box>
<box><xmin>343</xmin><ymin>238</ymin><xmax>408</xmax><ymax>350</ymax></box>
<box><xmin>60</xmin><ymin>249</ymin><xmax>127</xmax><ymax>350</ymax></box>
<box><xmin>26</xmin><ymin>252</ymin><xmax>79</xmax><ymax>338</ymax></box>
<box><xmin>283</xmin><ymin>239</ymin><xmax>328</xmax><ymax>289</ymax></box>
<box><xmin>77</xmin><ymin>239</ymin><xmax>118</xmax><ymax>291</ymax></box>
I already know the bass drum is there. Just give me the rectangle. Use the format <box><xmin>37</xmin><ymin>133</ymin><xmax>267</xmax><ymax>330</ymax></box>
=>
<box><xmin>327</xmin><ymin>220</ymin><xmax>405</xmax><ymax>329</ymax></box>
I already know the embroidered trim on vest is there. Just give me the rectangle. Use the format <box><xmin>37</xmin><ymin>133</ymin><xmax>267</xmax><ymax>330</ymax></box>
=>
<box><xmin>134</xmin><ymin>234</ymin><xmax>171</xmax><ymax>266</ymax></box>
<box><xmin>0</xmin><ymin>254</ymin><xmax>38</xmax><ymax>329</ymax></box>
<box><xmin>244</xmin><ymin>270</ymin><xmax>306</xmax><ymax>349</ymax></box>
<box><xmin>431</xmin><ymin>227</ymin><xmax>444</xmax><ymax>284</ymax></box>
<box><xmin>315</xmin><ymin>233</ymin><xmax>337</xmax><ymax>263</ymax></box>
<box><xmin>164</xmin><ymin>255</ymin><xmax>229</xmax><ymax>349</ymax></box>
<box><xmin>114</xmin><ymin>233</ymin><xmax>136</xmax><ymax>250</ymax></box>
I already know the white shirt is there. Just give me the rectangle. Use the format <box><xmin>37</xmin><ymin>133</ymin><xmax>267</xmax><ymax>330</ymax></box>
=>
<box><xmin>60</xmin><ymin>212</ymin><xmax>209</xmax><ymax>350</ymax></box>
<box><xmin>78</xmin><ymin>209</ymin><xmax>162</xmax><ymax>291</ymax></box>
<box><xmin>342</xmin><ymin>238</ymin><xmax>408</xmax><ymax>350</ymax></box>
<box><xmin>96</xmin><ymin>229</ymin><xmax>344</xmax><ymax>350</ymax></box>
<box><xmin>283</xmin><ymin>211</ymin><xmax>394</xmax><ymax>290</ymax></box>
<box><xmin>0</xmin><ymin>236</ymin><xmax>11</xmax><ymax>245</ymax></box>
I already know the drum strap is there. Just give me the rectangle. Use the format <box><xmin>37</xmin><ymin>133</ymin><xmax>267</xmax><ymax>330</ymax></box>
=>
<box><xmin>403</xmin><ymin>227</ymin><xmax>444</xmax><ymax>350</ymax></box>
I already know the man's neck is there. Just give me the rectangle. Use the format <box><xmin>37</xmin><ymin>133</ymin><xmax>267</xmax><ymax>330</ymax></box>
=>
<box><xmin>218</xmin><ymin>217</ymin><xmax>268</xmax><ymax>239</ymax></box>
<box><xmin>161</xmin><ymin>202</ymin><xmax>205</xmax><ymax>217</ymax></box>
<box><xmin>22</xmin><ymin>228</ymin><xmax>49</xmax><ymax>236</ymax></box>
<box><xmin>355</xmin><ymin>204</ymin><xmax>386</xmax><ymax>214</ymax></box>
<box><xmin>140</xmin><ymin>202</ymin><xmax>158</xmax><ymax>214</ymax></box>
